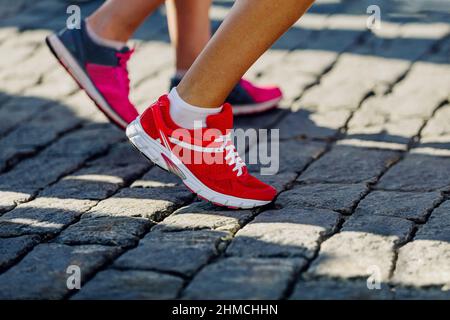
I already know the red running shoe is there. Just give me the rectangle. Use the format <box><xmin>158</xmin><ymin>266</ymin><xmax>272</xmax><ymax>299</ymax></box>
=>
<box><xmin>126</xmin><ymin>95</ymin><xmax>276</xmax><ymax>209</ymax></box>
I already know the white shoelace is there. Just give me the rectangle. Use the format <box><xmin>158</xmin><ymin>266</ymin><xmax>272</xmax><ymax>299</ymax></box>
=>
<box><xmin>215</xmin><ymin>133</ymin><xmax>246</xmax><ymax>177</ymax></box>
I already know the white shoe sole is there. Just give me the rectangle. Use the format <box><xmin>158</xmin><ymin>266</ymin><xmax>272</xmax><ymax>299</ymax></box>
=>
<box><xmin>126</xmin><ymin>119</ymin><xmax>272</xmax><ymax>209</ymax></box>
<box><xmin>46</xmin><ymin>34</ymin><xmax>128</xmax><ymax>129</ymax></box>
<box><xmin>233</xmin><ymin>97</ymin><xmax>282</xmax><ymax>115</ymax></box>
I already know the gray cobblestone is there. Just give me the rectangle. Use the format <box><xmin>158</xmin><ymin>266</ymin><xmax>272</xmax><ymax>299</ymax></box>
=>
<box><xmin>291</xmin><ymin>279</ymin><xmax>394</xmax><ymax>300</ymax></box>
<box><xmin>415</xmin><ymin>201</ymin><xmax>450</xmax><ymax>242</ymax></box>
<box><xmin>154</xmin><ymin>201</ymin><xmax>253</xmax><ymax>233</ymax></box>
<box><xmin>183</xmin><ymin>257</ymin><xmax>306</xmax><ymax>300</ymax></box>
<box><xmin>84</xmin><ymin>183</ymin><xmax>192</xmax><ymax>222</ymax></box>
<box><xmin>0</xmin><ymin>198</ymin><xmax>96</xmax><ymax>237</ymax></box>
<box><xmin>56</xmin><ymin>215</ymin><xmax>151</xmax><ymax>248</ymax></box>
<box><xmin>278</xmin><ymin>109</ymin><xmax>350</xmax><ymax>140</ymax></box>
<box><xmin>392</xmin><ymin>241</ymin><xmax>450</xmax><ymax>288</ymax></box>
<box><xmin>354</xmin><ymin>190</ymin><xmax>443</xmax><ymax>222</ymax></box>
<box><xmin>307</xmin><ymin>214</ymin><xmax>414</xmax><ymax>281</ymax></box>
<box><xmin>72</xmin><ymin>269</ymin><xmax>184</xmax><ymax>300</ymax></box>
<box><xmin>0</xmin><ymin>243</ymin><xmax>121</xmax><ymax>299</ymax></box>
<box><xmin>377</xmin><ymin>153</ymin><xmax>450</xmax><ymax>192</ymax></box>
<box><xmin>277</xmin><ymin>183</ymin><xmax>369</xmax><ymax>214</ymax></box>
<box><xmin>0</xmin><ymin>235</ymin><xmax>40</xmax><ymax>271</ymax></box>
<box><xmin>227</xmin><ymin>208</ymin><xmax>341</xmax><ymax>259</ymax></box>
<box><xmin>247</xmin><ymin>139</ymin><xmax>327</xmax><ymax>175</ymax></box>
<box><xmin>1</xmin><ymin>0</ymin><xmax>449</xmax><ymax>300</ymax></box>
<box><xmin>114</xmin><ymin>230</ymin><xmax>227</xmax><ymax>276</ymax></box>
<box><xmin>299</xmin><ymin>146</ymin><xmax>400</xmax><ymax>184</ymax></box>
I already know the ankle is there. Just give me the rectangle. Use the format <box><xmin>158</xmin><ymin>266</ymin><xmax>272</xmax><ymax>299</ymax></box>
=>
<box><xmin>85</xmin><ymin>18</ymin><xmax>127</xmax><ymax>50</ymax></box>
<box><xmin>168</xmin><ymin>88</ymin><xmax>222</xmax><ymax>129</ymax></box>
<box><xmin>86</xmin><ymin>17</ymin><xmax>130</xmax><ymax>44</ymax></box>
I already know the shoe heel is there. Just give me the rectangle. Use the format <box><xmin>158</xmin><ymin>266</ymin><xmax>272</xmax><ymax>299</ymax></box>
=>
<box><xmin>126</xmin><ymin>119</ymin><xmax>169</xmax><ymax>171</ymax></box>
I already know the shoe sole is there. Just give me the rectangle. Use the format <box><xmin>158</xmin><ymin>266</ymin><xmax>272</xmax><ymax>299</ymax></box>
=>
<box><xmin>233</xmin><ymin>97</ymin><xmax>282</xmax><ymax>116</ymax></box>
<box><xmin>46</xmin><ymin>34</ymin><xmax>128</xmax><ymax>130</ymax></box>
<box><xmin>126</xmin><ymin>119</ymin><xmax>272</xmax><ymax>209</ymax></box>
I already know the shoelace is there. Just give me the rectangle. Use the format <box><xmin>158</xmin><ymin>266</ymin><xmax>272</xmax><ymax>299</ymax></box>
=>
<box><xmin>215</xmin><ymin>133</ymin><xmax>246</xmax><ymax>177</ymax></box>
<box><xmin>115</xmin><ymin>49</ymin><xmax>134</xmax><ymax>91</ymax></box>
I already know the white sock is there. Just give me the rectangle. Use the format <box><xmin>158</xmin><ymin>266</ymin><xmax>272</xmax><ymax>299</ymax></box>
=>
<box><xmin>85</xmin><ymin>21</ymin><xmax>127</xmax><ymax>51</ymax></box>
<box><xmin>168</xmin><ymin>88</ymin><xmax>222</xmax><ymax>129</ymax></box>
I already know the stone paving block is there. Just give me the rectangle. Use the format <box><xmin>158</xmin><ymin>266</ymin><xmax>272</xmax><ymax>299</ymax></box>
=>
<box><xmin>282</xmin><ymin>49</ymin><xmax>337</xmax><ymax>77</ymax></box>
<box><xmin>415</xmin><ymin>201</ymin><xmax>450</xmax><ymax>242</ymax></box>
<box><xmin>60</xmin><ymin>91</ymin><xmax>105</xmax><ymax>122</ymax></box>
<box><xmin>154</xmin><ymin>201</ymin><xmax>253</xmax><ymax>233</ymax></box>
<box><xmin>41</xmin><ymin>163</ymin><xmax>149</xmax><ymax>201</ymax></box>
<box><xmin>130</xmin><ymin>41</ymin><xmax>173</xmax><ymax>85</ymax></box>
<box><xmin>299</xmin><ymin>53</ymin><xmax>409</xmax><ymax>112</ymax></box>
<box><xmin>253</xmin><ymin>171</ymin><xmax>298</xmax><ymax>194</ymax></box>
<box><xmin>131</xmin><ymin>166</ymin><xmax>180</xmax><ymax>188</ymax></box>
<box><xmin>258</xmin><ymin>63</ymin><xmax>316</xmax><ymax>104</ymax></box>
<box><xmin>227</xmin><ymin>208</ymin><xmax>341</xmax><ymax>259</ymax></box>
<box><xmin>343</xmin><ymin>213</ymin><xmax>415</xmax><ymax>244</ymax></box>
<box><xmin>0</xmin><ymin>243</ymin><xmax>121</xmax><ymax>299</ymax></box>
<box><xmin>354</xmin><ymin>190</ymin><xmax>443</xmax><ymax>222</ymax></box>
<box><xmin>182</xmin><ymin>257</ymin><xmax>306</xmax><ymax>300</ymax></box>
<box><xmin>383</xmin><ymin>62</ymin><xmax>450</xmax><ymax>121</ymax></box>
<box><xmin>0</xmin><ymin>96</ymin><xmax>51</xmax><ymax>138</ymax></box>
<box><xmin>277</xmin><ymin>183</ymin><xmax>369</xmax><ymax>214</ymax></box>
<box><xmin>0</xmin><ymin>197</ymin><xmax>96</xmax><ymax>237</ymax></box>
<box><xmin>392</xmin><ymin>240</ymin><xmax>450</xmax><ymax>288</ymax></box>
<box><xmin>88</xmin><ymin>141</ymin><xmax>150</xmax><ymax>167</ymax></box>
<box><xmin>0</xmin><ymin>27</ymin><xmax>17</xmax><ymax>42</ymax></box>
<box><xmin>247</xmin><ymin>139</ymin><xmax>327</xmax><ymax>175</ymax></box>
<box><xmin>0</xmin><ymin>39</ymin><xmax>35</xmax><ymax>71</ymax></box>
<box><xmin>72</xmin><ymin>269</ymin><xmax>184</xmax><ymax>300</ymax></box>
<box><xmin>278</xmin><ymin>109</ymin><xmax>350</xmax><ymax>140</ymax></box>
<box><xmin>0</xmin><ymin>235</ymin><xmax>40</xmax><ymax>271</ymax></box>
<box><xmin>244</xmin><ymin>26</ymin><xmax>313</xmax><ymax>79</ymax></box>
<box><xmin>307</xmin><ymin>214</ymin><xmax>414</xmax><ymax>281</ymax></box>
<box><xmin>56</xmin><ymin>215</ymin><xmax>151</xmax><ymax>248</ymax></box>
<box><xmin>40</xmin><ymin>125</ymin><xmax>124</xmax><ymax>158</ymax></box>
<box><xmin>394</xmin><ymin>287</ymin><xmax>450</xmax><ymax>300</ymax></box>
<box><xmin>0</xmin><ymin>156</ymin><xmax>86</xmax><ymax>202</ymax></box>
<box><xmin>421</xmin><ymin>104</ymin><xmax>450</xmax><ymax>139</ymax></box>
<box><xmin>0</xmin><ymin>128</ymin><xmax>122</xmax><ymax>202</ymax></box>
<box><xmin>0</xmin><ymin>191</ymin><xmax>31</xmax><ymax>214</ymax></box>
<box><xmin>132</xmin><ymin>67</ymin><xmax>172</xmax><ymax>109</ymax></box>
<box><xmin>114</xmin><ymin>230</ymin><xmax>226</xmax><ymax>276</ymax></box>
<box><xmin>377</xmin><ymin>152</ymin><xmax>450</xmax><ymax>192</ymax></box>
<box><xmin>291</xmin><ymin>279</ymin><xmax>393</xmax><ymax>300</ymax></box>
<box><xmin>346</xmin><ymin>106</ymin><xmax>424</xmax><ymax>151</ymax></box>
<box><xmin>0</xmin><ymin>45</ymin><xmax>57</xmax><ymax>83</ymax></box>
<box><xmin>299</xmin><ymin>145</ymin><xmax>400</xmax><ymax>184</ymax></box>
<box><xmin>234</xmin><ymin>108</ymin><xmax>285</xmax><ymax>131</ymax></box>
<box><xmin>0</xmin><ymin>106</ymin><xmax>82</xmax><ymax>171</ymax></box>
<box><xmin>84</xmin><ymin>184</ymin><xmax>193</xmax><ymax>222</ymax></box>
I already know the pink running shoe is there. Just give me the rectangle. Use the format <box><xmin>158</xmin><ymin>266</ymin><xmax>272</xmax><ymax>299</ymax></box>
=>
<box><xmin>170</xmin><ymin>77</ymin><xmax>283</xmax><ymax>116</ymax></box>
<box><xmin>46</xmin><ymin>20</ymin><xmax>138</xmax><ymax>129</ymax></box>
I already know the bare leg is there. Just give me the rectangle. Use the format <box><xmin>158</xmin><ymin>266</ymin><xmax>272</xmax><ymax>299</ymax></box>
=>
<box><xmin>87</xmin><ymin>0</ymin><xmax>164</xmax><ymax>42</ymax></box>
<box><xmin>167</xmin><ymin>0</ymin><xmax>212</xmax><ymax>73</ymax></box>
<box><xmin>177</xmin><ymin>0</ymin><xmax>314</xmax><ymax>108</ymax></box>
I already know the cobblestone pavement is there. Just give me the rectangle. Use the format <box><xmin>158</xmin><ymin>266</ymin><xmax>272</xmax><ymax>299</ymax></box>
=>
<box><xmin>0</xmin><ymin>0</ymin><xmax>449</xmax><ymax>300</ymax></box>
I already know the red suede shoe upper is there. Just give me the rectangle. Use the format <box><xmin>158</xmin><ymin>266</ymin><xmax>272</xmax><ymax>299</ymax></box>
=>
<box><xmin>139</xmin><ymin>95</ymin><xmax>276</xmax><ymax>202</ymax></box>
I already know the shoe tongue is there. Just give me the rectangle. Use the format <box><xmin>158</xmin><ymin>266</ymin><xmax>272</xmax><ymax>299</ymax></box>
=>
<box><xmin>206</xmin><ymin>103</ymin><xmax>233</xmax><ymax>134</ymax></box>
